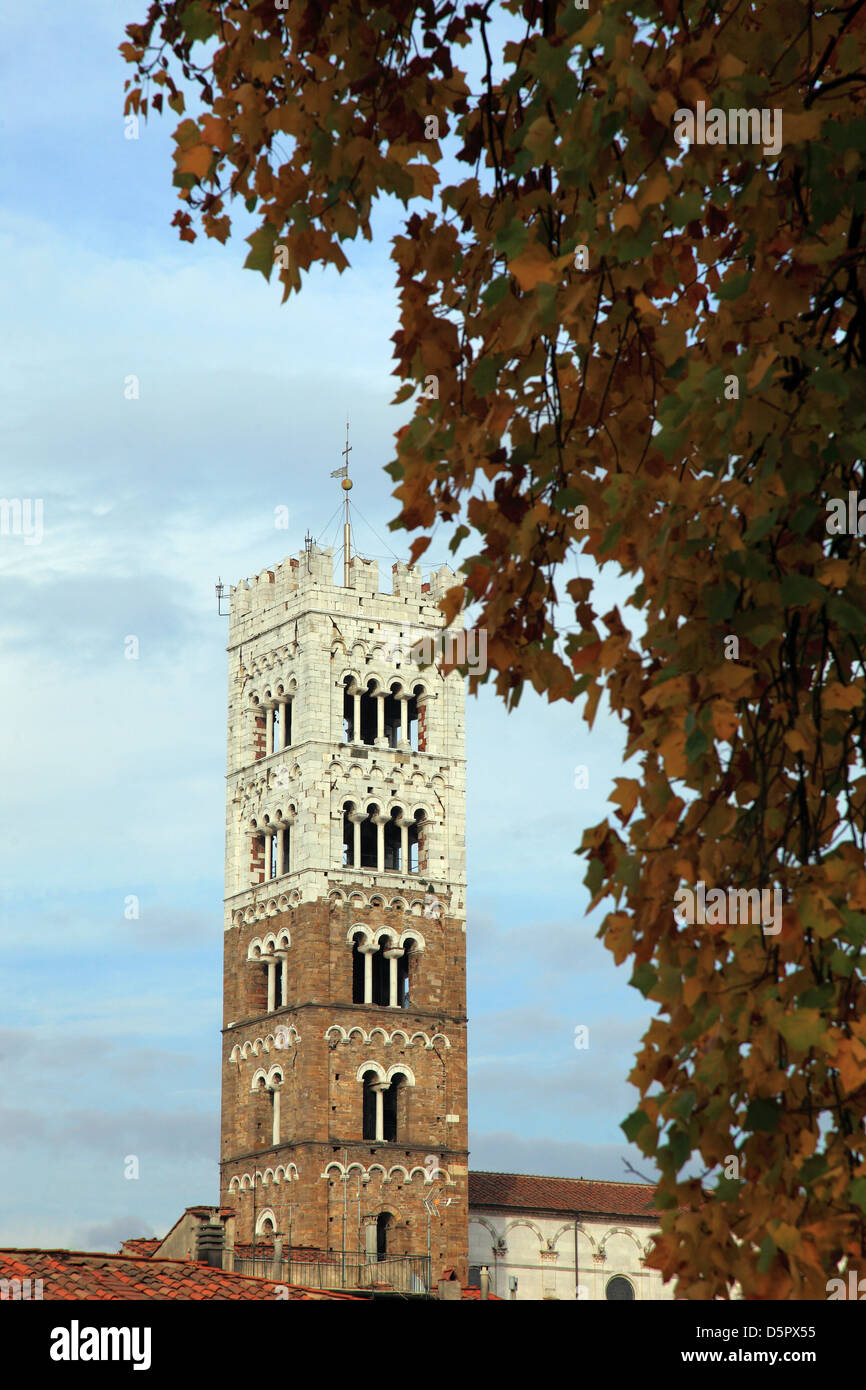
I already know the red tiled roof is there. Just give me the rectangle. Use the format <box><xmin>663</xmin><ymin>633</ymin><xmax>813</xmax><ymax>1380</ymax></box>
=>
<box><xmin>119</xmin><ymin>1238</ymin><xmax>161</xmax><ymax>1258</ymax></box>
<box><xmin>0</xmin><ymin>1250</ymin><xmax>362</xmax><ymax>1301</ymax></box>
<box><xmin>468</xmin><ymin>1171</ymin><xmax>657</xmax><ymax>1218</ymax></box>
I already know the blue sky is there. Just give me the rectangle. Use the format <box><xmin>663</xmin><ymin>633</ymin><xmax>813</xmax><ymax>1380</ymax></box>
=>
<box><xmin>0</xmin><ymin>0</ymin><xmax>659</xmax><ymax>1251</ymax></box>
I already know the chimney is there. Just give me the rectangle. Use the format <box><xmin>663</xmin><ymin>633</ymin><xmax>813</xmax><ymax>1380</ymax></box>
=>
<box><xmin>195</xmin><ymin>1217</ymin><xmax>224</xmax><ymax>1269</ymax></box>
<box><xmin>223</xmin><ymin>1212</ymin><xmax>236</xmax><ymax>1272</ymax></box>
<box><xmin>480</xmin><ymin>1266</ymin><xmax>490</xmax><ymax>1301</ymax></box>
<box><xmin>272</xmin><ymin>1234</ymin><xmax>283</xmax><ymax>1280</ymax></box>
<box><xmin>437</xmin><ymin>1267</ymin><xmax>462</xmax><ymax>1301</ymax></box>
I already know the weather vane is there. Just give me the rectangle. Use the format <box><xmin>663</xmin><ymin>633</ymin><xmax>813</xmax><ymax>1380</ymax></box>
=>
<box><xmin>330</xmin><ymin>416</ymin><xmax>353</xmax><ymax>586</ymax></box>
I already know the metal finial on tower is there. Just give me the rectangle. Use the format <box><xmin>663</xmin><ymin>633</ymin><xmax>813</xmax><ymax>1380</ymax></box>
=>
<box><xmin>330</xmin><ymin>416</ymin><xmax>353</xmax><ymax>586</ymax></box>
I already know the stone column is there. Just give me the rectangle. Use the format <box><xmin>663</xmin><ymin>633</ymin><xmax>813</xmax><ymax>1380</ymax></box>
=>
<box><xmin>384</xmin><ymin>946</ymin><xmax>404</xmax><ymax>1008</ymax></box>
<box><xmin>278</xmin><ymin>701</ymin><xmax>287</xmax><ymax>751</ymax></box>
<box><xmin>373</xmin><ymin>1082</ymin><xmax>386</xmax><ymax>1142</ymax></box>
<box><xmin>375</xmin><ymin>692</ymin><xmax>386</xmax><ymax>747</ymax></box>
<box><xmin>361</xmin><ymin>944</ymin><xmax>375</xmax><ymax>1004</ymax></box>
<box><xmin>352</xmin><ymin>690</ymin><xmax>361</xmax><ymax>743</ymax></box>
<box><xmin>266</xmin><ymin>706</ymin><xmax>274</xmax><ymax>756</ymax></box>
<box><xmin>271</xmin><ymin>1086</ymin><xmax>280</xmax><ymax>1146</ymax></box>
<box><xmin>349</xmin><ymin>810</ymin><xmax>363</xmax><ymax>869</ymax></box>
<box><xmin>264</xmin><ymin>832</ymin><xmax>273</xmax><ymax>882</ymax></box>
<box><xmin>277</xmin><ymin>827</ymin><xmax>286</xmax><ymax>877</ymax></box>
<box><xmin>398</xmin><ymin>695</ymin><xmax>411</xmax><ymax>749</ymax></box>
<box><xmin>267</xmin><ymin>959</ymin><xmax>276</xmax><ymax>1013</ymax></box>
<box><xmin>400</xmin><ymin>820</ymin><xmax>409</xmax><ymax>875</ymax></box>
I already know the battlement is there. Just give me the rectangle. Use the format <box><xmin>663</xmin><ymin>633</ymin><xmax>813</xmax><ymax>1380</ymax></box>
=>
<box><xmin>228</xmin><ymin>544</ymin><xmax>461</xmax><ymax>637</ymax></box>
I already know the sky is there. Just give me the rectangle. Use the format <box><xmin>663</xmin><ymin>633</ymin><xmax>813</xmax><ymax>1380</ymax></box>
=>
<box><xmin>0</xmin><ymin>0</ymin><xmax>661</xmax><ymax>1251</ymax></box>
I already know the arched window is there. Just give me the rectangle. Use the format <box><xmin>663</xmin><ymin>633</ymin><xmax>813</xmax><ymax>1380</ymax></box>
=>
<box><xmin>360</xmin><ymin>805</ymin><xmax>379</xmax><ymax>868</ymax></box>
<box><xmin>408</xmin><ymin>686</ymin><xmax>423</xmax><ymax>751</ymax></box>
<box><xmin>360</xmin><ymin>681</ymin><xmax>378</xmax><ymax>745</ymax></box>
<box><xmin>383</xmin><ymin>690</ymin><xmax>402</xmax><ymax>747</ymax></box>
<box><xmin>343</xmin><ymin>802</ymin><xmax>356</xmax><ymax>867</ymax></box>
<box><xmin>343</xmin><ymin>677</ymin><xmax>356</xmax><ymax>743</ymax></box>
<box><xmin>376</xmin><ymin>1212</ymin><xmax>391</xmax><ymax>1261</ymax></box>
<box><xmin>254</xmin><ymin>1069</ymin><xmax>283</xmax><ymax>1147</ymax></box>
<box><xmin>358</xmin><ymin>1067</ymin><xmax>411</xmax><ymax>1142</ymax></box>
<box><xmin>398</xmin><ymin>940</ymin><xmax>411</xmax><ymax>1008</ymax></box>
<box><xmin>382</xmin><ymin>1075</ymin><xmax>402</xmax><ymax>1142</ymax></box>
<box><xmin>362</xmin><ymin>1072</ymin><xmax>377</xmax><ymax>1141</ymax></box>
<box><xmin>384</xmin><ymin>808</ymin><xmax>402</xmax><ymax>871</ymax></box>
<box><xmin>371</xmin><ymin>943</ymin><xmax>390</xmax><ymax>1007</ymax></box>
<box><xmin>281</xmin><ymin>823</ymin><xmax>291</xmax><ymax>876</ymax></box>
<box><xmin>351</xmin><ymin>933</ymin><xmax>366</xmax><ymax>1003</ymax></box>
<box><xmin>408</xmin><ymin>810</ymin><xmax>426</xmax><ymax>874</ymax></box>
<box><xmin>605</xmin><ymin>1275</ymin><xmax>635</xmax><ymax>1301</ymax></box>
<box><xmin>263</xmin><ymin>691</ymin><xmax>294</xmax><ymax>756</ymax></box>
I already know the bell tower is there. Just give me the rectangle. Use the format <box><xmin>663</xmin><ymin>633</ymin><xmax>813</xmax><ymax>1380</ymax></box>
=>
<box><xmin>219</xmin><ymin>534</ymin><xmax>469</xmax><ymax>1287</ymax></box>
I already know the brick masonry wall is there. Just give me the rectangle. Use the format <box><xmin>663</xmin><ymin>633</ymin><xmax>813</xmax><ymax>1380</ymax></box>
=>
<box><xmin>220</xmin><ymin>894</ymin><xmax>468</xmax><ymax>1280</ymax></box>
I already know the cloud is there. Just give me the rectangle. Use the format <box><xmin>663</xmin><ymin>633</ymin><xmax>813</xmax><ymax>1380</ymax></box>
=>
<box><xmin>75</xmin><ymin>1215</ymin><xmax>159</xmax><ymax>1254</ymax></box>
<box><xmin>55</xmin><ymin>1107</ymin><xmax>217</xmax><ymax>1160</ymax></box>
<box><xmin>0</xmin><ymin>1108</ymin><xmax>50</xmax><ymax>1144</ymax></box>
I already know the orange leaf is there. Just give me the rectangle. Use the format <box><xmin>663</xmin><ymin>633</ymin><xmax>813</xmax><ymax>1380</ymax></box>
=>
<box><xmin>824</xmin><ymin>683</ymin><xmax>863</xmax><ymax>712</ymax></box>
<box><xmin>509</xmin><ymin>245</ymin><xmax>559</xmax><ymax>292</ymax></box>
<box><xmin>178</xmin><ymin>144</ymin><xmax>213</xmax><ymax>180</ymax></box>
<box><xmin>614</xmin><ymin>203</ymin><xmax>640</xmax><ymax>233</ymax></box>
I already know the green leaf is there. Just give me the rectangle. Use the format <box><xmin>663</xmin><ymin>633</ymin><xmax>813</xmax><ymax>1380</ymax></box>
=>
<box><xmin>671</xmin><ymin>1089</ymin><xmax>696</xmax><ymax>1120</ymax></box>
<box><xmin>630</xmin><ymin>962</ymin><xmax>658</xmax><ymax>997</ymax></box>
<box><xmin>757</xmin><ymin>1234</ymin><xmax>776</xmax><ymax>1273</ymax></box>
<box><xmin>703</xmin><ymin>583</ymin><xmax>738</xmax><ymax>622</ymax></box>
<box><xmin>685</xmin><ymin>726</ymin><xmax>709</xmax><ymax>761</ymax></box>
<box><xmin>472</xmin><ymin>356</ymin><xmax>499</xmax><ymax>396</ymax></box>
<box><xmin>746</xmin><ymin>1098</ymin><xmax>781</xmax><ymax>1133</ymax></box>
<box><xmin>743</xmin><ymin>512</ymin><xmax>778</xmax><ymax>545</ymax></box>
<box><xmin>776</xmin><ymin>1010</ymin><xmax>824</xmax><ymax>1052</ymax></box>
<box><xmin>599</xmin><ymin>520</ymin><xmax>624</xmax><ymax>556</ymax></box>
<box><xmin>840</xmin><ymin>907</ymin><xmax>866</xmax><ymax>946</ymax></box>
<box><xmin>244</xmin><ymin>224</ymin><xmax>278</xmax><ymax>279</ymax></box>
<box><xmin>799</xmin><ymin>1155</ymin><xmax>828</xmax><ymax>1186</ymax></box>
<box><xmin>716</xmin><ymin>272</ymin><xmax>751</xmax><ymax>302</ymax></box>
<box><xmin>665</xmin><ymin>1129</ymin><xmax>691</xmax><ymax>1172</ymax></box>
<box><xmin>669</xmin><ymin>189</ymin><xmax>704</xmax><ymax>228</ymax></box>
<box><xmin>828</xmin><ymin>595</ymin><xmax>866</xmax><ymax>635</ymax></box>
<box><xmin>482</xmin><ymin>275</ymin><xmax>510</xmax><ymax>310</ymax></box>
<box><xmin>622</xmin><ymin>1108</ymin><xmax>650</xmax><ymax>1142</ymax></box>
<box><xmin>797</xmin><ymin>984</ymin><xmax>834</xmax><ymax>1009</ymax></box>
<box><xmin>494</xmin><ymin>219</ymin><xmax>529</xmax><ymax>260</ymax></box>
<box><xmin>829</xmin><ymin>947</ymin><xmax>856</xmax><ymax>977</ymax></box>
<box><xmin>780</xmin><ymin>574</ymin><xmax>825</xmax><ymax>607</ymax></box>
<box><xmin>180</xmin><ymin>1</ymin><xmax>218</xmax><ymax>43</ymax></box>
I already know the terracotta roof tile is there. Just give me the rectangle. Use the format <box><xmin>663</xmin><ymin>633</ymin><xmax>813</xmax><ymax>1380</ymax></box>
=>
<box><xmin>468</xmin><ymin>1170</ymin><xmax>657</xmax><ymax>1218</ymax></box>
<box><xmin>119</xmin><ymin>1238</ymin><xmax>161</xmax><ymax>1258</ymax></box>
<box><xmin>0</xmin><ymin>1250</ymin><xmax>363</xmax><ymax>1301</ymax></box>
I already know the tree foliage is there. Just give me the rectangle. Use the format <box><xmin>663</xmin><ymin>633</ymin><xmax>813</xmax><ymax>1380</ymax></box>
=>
<box><xmin>123</xmin><ymin>0</ymin><xmax>866</xmax><ymax>1297</ymax></box>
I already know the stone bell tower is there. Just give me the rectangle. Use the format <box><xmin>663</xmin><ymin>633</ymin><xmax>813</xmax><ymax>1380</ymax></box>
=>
<box><xmin>219</xmin><ymin>535</ymin><xmax>469</xmax><ymax>1286</ymax></box>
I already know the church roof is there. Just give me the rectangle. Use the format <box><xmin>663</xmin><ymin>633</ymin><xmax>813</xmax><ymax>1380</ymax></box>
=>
<box><xmin>0</xmin><ymin>1249</ymin><xmax>361</xmax><ymax>1301</ymax></box>
<box><xmin>469</xmin><ymin>1171</ymin><xmax>657</xmax><ymax>1218</ymax></box>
